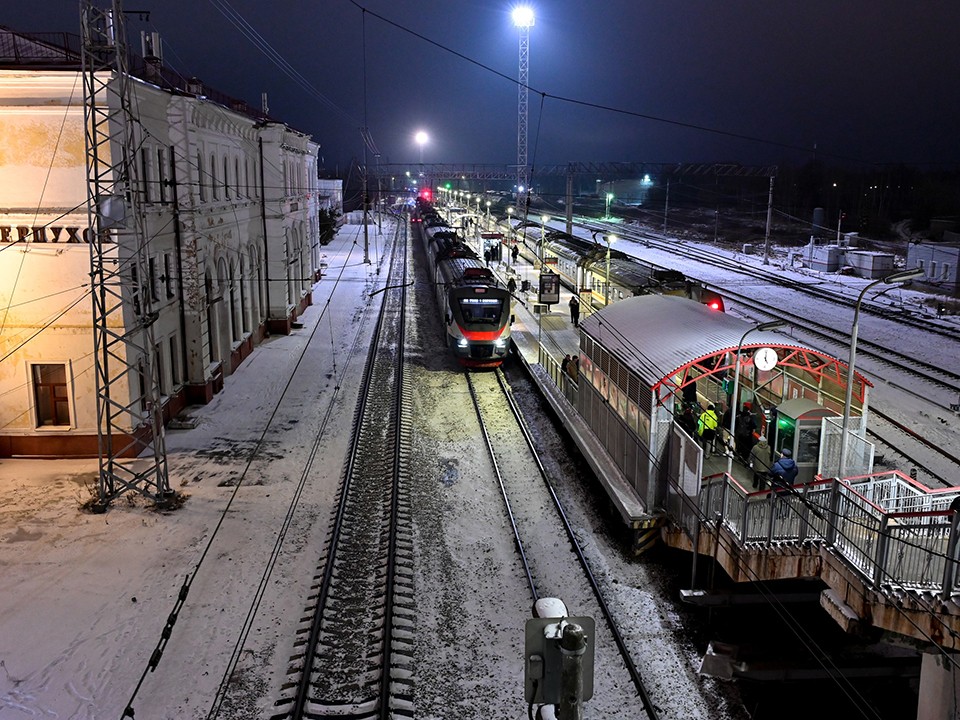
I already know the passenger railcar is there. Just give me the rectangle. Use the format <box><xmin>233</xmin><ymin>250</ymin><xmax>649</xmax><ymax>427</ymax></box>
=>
<box><xmin>534</xmin><ymin>230</ymin><xmax>724</xmax><ymax>311</ymax></box>
<box><xmin>415</xmin><ymin>200</ymin><xmax>512</xmax><ymax>368</ymax></box>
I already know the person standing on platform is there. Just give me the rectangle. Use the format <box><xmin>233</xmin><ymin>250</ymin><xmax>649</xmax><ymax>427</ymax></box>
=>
<box><xmin>770</xmin><ymin>448</ymin><xmax>798</xmax><ymax>486</ymax></box>
<box><xmin>735</xmin><ymin>404</ymin><xmax>757</xmax><ymax>461</ymax></box>
<box><xmin>770</xmin><ymin>448</ymin><xmax>798</xmax><ymax>517</ymax></box>
<box><xmin>561</xmin><ymin>355</ymin><xmax>571</xmax><ymax>375</ymax></box>
<box><xmin>697</xmin><ymin>403</ymin><xmax>719</xmax><ymax>456</ymax></box>
<box><xmin>507</xmin><ymin>277</ymin><xmax>517</xmax><ymax>294</ymax></box>
<box><xmin>511</xmin><ymin>245</ymin><xmax>519</xmax><ymax>264</ymax></box>
<box><xmin>569</xmin><ymin>356</ymin><xmax>579</xmax><ymax>381</ymax></box>
<box><xmin>568</xmin><ymin>295</ymin><xmax>581</xmax><ymax>327</ymax></box>
<box><xmin>677</xmin><ymin>406</ymin><xmax>697</xmax><ymax>438</ymax></box>
<box><xmin>749</xmin><ymin>436</ymin><xmax>773</xmax><ymax>490</ymax></box>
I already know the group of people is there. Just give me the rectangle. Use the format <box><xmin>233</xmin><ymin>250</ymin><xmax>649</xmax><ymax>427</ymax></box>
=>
<box><xmin>684</xmin><ymin>400</ymin><xmax>797</xmax><ymax>492</ymax></box>
<box><xmin>560</xmin><ymin>354</ymin><xmax>579</xmax><ymax>381</ymax></box>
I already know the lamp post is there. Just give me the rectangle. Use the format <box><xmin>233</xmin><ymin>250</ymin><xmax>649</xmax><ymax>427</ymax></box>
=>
<box><xmin>837</xmin><ymin>268</ymin><xmax>924</xmax><ymax>479</ymax></box>
<box><xmin>486</xmin><ymin>200</ymin><xmax>491</xmax><ymax>229</ymax></box>
<box><xmin>605</xmin><ymin>192</ymin><xmax>614</xmax><ymax>219</ymax></box>
<box><xmin>604</xmin><ymin>234</ymin><xmax>616</xmax><ymax>306</ymax></box>
<box><xmin>540</xmin><ymin>214</ymin><xmax>549</xmax><ymax>267</ymax></box>
<box><xmin>726</xmin><ymin>320</ymin><xmax>787</xmax><ymax>478</ymax></box>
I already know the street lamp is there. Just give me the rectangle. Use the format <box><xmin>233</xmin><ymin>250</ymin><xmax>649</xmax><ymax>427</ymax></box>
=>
<box><xmin>415</xmin><ymin>130</ymin><xmax>428</xmax><ymax>165</ymax></box>
<box><xmin>539</xmin><ymin>214</ymin><xmax>549</xmax><ymax>267</ymax></box>
<box><xmin>726</xmin><ymin>320</ymin><xmax>787</xmax><ymax>479</ymax></box>
<box><xmin>507</xmin><ymin>207</ymin><xmax>517</xmax><ymax>270</ymax></box>
<box><xmin>605</xmin><ymin>192</ymin><xmax>614</xmax><ymax>218</ymax></box>
<box><xmin>604</xmin><ymin>234</ymin><xmax>616</xmax><ymax>306</ymax></box>
<box><xmin>837</xmin><ymin>267</ymin><xmax>924</xmax><ymax>479</ymax></box>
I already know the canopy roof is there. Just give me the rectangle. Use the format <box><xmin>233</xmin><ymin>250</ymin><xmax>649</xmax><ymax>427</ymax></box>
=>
<box><xmin>578</xmin><ymin>295</ymin><xmax>871</xmax><ymax>398</ymax></box>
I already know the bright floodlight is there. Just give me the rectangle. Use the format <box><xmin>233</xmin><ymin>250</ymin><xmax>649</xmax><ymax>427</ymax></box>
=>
<box><xmin>512</xmin><ymin>5</ymin><xmax>535</xmax><ymax>27</ymax></box>
<box><xmin>415</xmin><ymin>130</ymin><xmax>428</xmax><ymax>146</ymax></box>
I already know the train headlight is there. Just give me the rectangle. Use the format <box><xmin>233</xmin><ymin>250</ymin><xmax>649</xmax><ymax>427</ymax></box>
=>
<box><xmin>494</xmin><ymin>339</ymin><xmax>506</xmax><ymax>349</ymax></box>
<box><xmin>458</xmin><ymin>338</ymin><xmax>469</xmax><ymax>348</ymax></box>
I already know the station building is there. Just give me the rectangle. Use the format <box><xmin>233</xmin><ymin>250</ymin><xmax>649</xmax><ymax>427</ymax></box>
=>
<box><xmin>0</xmin><ymin>28</ymin><xmax>328</xmax><ymax>457</ymax></box>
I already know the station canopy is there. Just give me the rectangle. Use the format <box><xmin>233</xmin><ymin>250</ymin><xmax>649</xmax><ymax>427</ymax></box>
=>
<box><xmin>578</xmin><ymin>295</ymin><xmax>871</xmax><ymax>400</ymax></box>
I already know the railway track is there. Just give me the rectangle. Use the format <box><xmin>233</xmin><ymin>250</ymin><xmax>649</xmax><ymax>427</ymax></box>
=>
<box><xmin>466</xmin><ymin>368</ymin><xmax>659</xmax><ymax>719</ymax></box>
<box><xmin>588</xmin><ymin>219</ymin><xmax>960</xmax><ymax>344</ymax></box>
<box><xmin>272</xmin><ymin>224</ymin><xmax>413</xmax><ymax>720</ymax></box>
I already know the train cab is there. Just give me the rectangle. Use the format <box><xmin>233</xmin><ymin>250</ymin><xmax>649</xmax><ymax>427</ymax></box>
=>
<box><xmin>443</xmin><ymin>266</ymin><xmax>511</xmax><ymax>368</ymax></box>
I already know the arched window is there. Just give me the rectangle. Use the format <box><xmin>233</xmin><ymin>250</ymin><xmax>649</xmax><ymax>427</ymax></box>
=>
<box><xmin>197</xmin><ymin>151</ymin><xmax>206</xmax><ymax>202</ymax></box>
<box><xmin>210</xmin><ymin>153</ymin><xmax>218</xmax><ymax>200</ymax></box>
<box><xmin>223</xmin><ymin>155</ymin><xmax>230</xmax><ymax>199</ymax></box>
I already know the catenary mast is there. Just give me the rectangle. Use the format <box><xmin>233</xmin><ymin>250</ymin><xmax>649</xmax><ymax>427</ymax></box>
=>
<box><xmin>81</xmin><ymin>0</ymin><xmax>170</xmax><ymax>507</ymax></box>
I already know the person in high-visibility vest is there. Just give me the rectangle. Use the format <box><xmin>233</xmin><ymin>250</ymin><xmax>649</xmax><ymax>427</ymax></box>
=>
<box><xmin>697</xmin><ymin>403</ymin><xmax>719</xmax><ymax>456</ymax></box>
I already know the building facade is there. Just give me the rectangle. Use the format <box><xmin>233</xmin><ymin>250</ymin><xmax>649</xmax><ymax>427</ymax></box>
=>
<box><xmin>908</xmin><ymin>236</ymin><xmax>960</xmax><ymax>296</ymax></box>
<box><xmin>0</xmin><ymin>30</ymin><xmax>322</xmax><ymax>457</ymax></box>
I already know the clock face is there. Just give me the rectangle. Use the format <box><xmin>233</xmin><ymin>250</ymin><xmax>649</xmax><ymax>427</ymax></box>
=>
<box><xmin>754</xmin><ymin>347</ymin><xmax>778</xmax><ymax>371</ymax></box>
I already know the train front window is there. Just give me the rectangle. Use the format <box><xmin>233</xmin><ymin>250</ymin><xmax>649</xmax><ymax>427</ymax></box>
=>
<box><xmin>459</xmin><ymin>297</ymin><xmax>503</xmax><ymax>324</ymax></box>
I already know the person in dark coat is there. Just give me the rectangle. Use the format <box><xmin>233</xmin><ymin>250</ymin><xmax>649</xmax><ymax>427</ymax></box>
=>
<box><xmin>677</xmin><ymin>406</ymin><xmax>697</xmax><ymax>438</ymax></box>
<box><xmin>511</xmin><ymin>245</ymin><xmax>519</xmax><ymax>263</ymax></box>
<box><xmin>507</xmin><ymin>277</ymin><xmax>517</xmax><ymax>294</ymax></box>
<box><xmin>770</xmin><ymin>448</ymin><xmax>798</xmax><ymax>487</ymax></box>
<box><xmin>734</xmin><ymin>405</ymin><xmax>757</xmax><ymax>461</ymax></box>
<box><xmin>561</xmin><ymin>354</ymin><xmax>571</xmax><ymax>375</ymax></box>
<box><xmin>568</xmin><ymin>295</ymin><xmax>581</xmax><ymax>327</ymax></box>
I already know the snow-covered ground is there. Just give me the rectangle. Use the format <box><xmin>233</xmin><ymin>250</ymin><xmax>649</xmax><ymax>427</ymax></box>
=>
<box><xmin>1</xmin><ymin>214</ymin><xmax>955</xmax><ymax>719</ymax></box>
<box><xmin>0</xmin><ymin>222</ymin><xmax>384</xmax><ymax>719</ymax></box>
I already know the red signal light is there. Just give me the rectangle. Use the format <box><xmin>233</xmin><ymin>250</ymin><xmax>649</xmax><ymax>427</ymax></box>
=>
<box><xmin>708</xmin><ymin>301</ymin><xmax>721</xmax><ymax>311</ymax></box>
<box><xmin>420</xmin><ymin>188</ymin><xmax>433</xmax><ymax>201</ymax></box>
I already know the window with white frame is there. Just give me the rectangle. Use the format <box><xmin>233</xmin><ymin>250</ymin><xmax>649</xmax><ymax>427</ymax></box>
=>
<box><xmin>32</xmin><ymin>364</ymin><xmax>70</xmax><ymax>427</ymax></box>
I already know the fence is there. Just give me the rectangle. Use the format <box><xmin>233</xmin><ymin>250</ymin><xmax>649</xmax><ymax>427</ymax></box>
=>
<box><xmin>698</xmin><ymin>470</ymin><xmax>960</xmax><ymax>599</ymax></box>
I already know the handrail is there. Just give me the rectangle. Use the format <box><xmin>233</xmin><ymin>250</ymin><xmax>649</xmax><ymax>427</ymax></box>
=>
<box><xmin>696</xmin><ymin>470</ymin><xmax>960</xmax><ymax>598</ymax></box>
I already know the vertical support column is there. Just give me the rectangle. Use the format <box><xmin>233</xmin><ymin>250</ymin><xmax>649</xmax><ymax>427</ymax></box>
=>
<box><xmin>916</xmin><ymin>651</ymin><xmax>960</xmax><ymax>720</ymax></box>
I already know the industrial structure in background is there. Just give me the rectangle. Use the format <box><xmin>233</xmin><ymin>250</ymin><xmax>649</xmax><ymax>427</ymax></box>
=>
<box><xmin>0</xmin><ymin>10</ymin><xmax>339</xmax><ymax>506</ymax></box>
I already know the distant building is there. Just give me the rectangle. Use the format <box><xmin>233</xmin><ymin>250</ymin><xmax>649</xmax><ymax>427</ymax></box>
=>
<box><xmin>0</xmin><ymin>28</ymin><xmax>324</xmax><ymax>457</ymax></box>
<box><xmin>907</xmin><ymin>237</ymin><xmax>960</xmax><ymax>296</ymax></box>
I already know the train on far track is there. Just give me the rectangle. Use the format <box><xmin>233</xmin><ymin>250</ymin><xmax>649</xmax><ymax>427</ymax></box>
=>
<box><xmin>413</xmin><ymin>198</ymin><xmax>512</xmax><ymax>368</ymax></box>
<box><xmin>518</xmin><ymin>226</ymin><xmax>725</xmax><ymax>311</ymax></box>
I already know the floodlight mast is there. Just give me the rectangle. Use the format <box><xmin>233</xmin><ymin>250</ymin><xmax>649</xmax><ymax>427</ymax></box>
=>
<box><xmin>512</xmin><ymin>6</ymin><xmax>534</xmax><ymax>209</ymax></box>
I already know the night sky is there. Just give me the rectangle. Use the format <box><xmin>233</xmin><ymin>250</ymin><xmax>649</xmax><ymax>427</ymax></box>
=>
<box><xmin>5</xmin><ymin>1</ymin><xmax>960</xmax><ymax>175</ymax></box>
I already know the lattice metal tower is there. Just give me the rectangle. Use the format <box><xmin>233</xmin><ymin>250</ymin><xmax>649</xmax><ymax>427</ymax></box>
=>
<box><xmin>513</xmin><ymin>7</ymin><xmax>534</xmax><ymax>204</ymax></box>
<box><xmin>81</xmin><ymin>0</ymin><xmax>170</xmax><ymax>507</ymax></box>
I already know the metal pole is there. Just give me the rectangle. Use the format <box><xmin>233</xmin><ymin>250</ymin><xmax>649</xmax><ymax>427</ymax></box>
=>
<box><xmin>836</xmin><ymin>268</ymin><xmax>923</xmax><ymax>478</ymax></box>
<box><xmin>558</xmin><ymin>623</ymin><xmax>586</xmax><ymax>720</ymax></box>
<box><xmin>604</xmin><ymin>237</ymin><xmax>610</xmax><ymax>307</ymax></box>
<box><xmin>663</xmin><ymin>180</ymin><xmax>670</xmax><ymax>236</ymax></box>
<box><xmin>726</xmin><ymin>329</ymin><xmax>751</xmax><ymax>478</ymax></box>
<box><xmin>839</xmin><ymin>280</ymin><xmax>876</xmax><ymax>480</ymax></box>
<box><xmin>762</xmin><ymin>175</ymin><xmax>774</xmax><ymax>265</ymax></box>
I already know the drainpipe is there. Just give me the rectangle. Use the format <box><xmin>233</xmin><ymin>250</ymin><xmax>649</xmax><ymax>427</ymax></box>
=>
<box><xmin>168</xmin><ymin>145</ymin><xmax>189</xmax><ymax>383</ymax></box>
<box><xmin>259</xmin><ymin>136</ymin><xmax>272</xmax><ymax>331</ymax></box>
